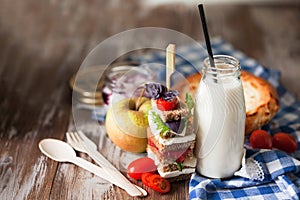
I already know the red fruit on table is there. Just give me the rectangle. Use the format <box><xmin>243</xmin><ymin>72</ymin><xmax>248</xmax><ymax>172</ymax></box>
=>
<box><xmin>141</xmin><ymin>172</ymin><xmax>153</xmax><ymax>187</ymax></box>
<box><xmin>272</xmin><ymin>132</ymin><xmax>298</xmax><ymax>153</ymax></box>
<box><xmin>142</xmin><ymin>173</ymin><xmax>171</xmax><ymax>194</ymax></box>
<box><xmin>250</xmin><ymin>130</ymin><xmax>272</xmax><ymax>149</ymax></box>
<box><xmin>156</xmin><ymin>97</ymin><xmax>178</xmax><ymax>111</ymax></box>
<box><xmin>148</xmin><ymin>174</ymin><xmax>171</xmax><ymax>194</ymax></box>
<box><xmin>126</xmin><ymin>157</ymin><xmax>156</xmax><ymax>180</ymax></box>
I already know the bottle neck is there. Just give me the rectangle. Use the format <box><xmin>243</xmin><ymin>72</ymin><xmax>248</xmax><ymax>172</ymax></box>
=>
<box><xmin>202</xmin><ymin>55</ymin><xmax>240</xmax><ymax>82</ymax></box>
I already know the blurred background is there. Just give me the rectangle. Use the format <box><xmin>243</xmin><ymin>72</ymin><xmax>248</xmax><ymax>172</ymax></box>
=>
<box><xmin>0</xmin><ymin>1</ymin><xmax>299</xmax><ymax>199</ymax></box>
<box><xmin>0</xmin><ymin>0</ymin><xmax>299</xmax><ymax>99</ymax></box>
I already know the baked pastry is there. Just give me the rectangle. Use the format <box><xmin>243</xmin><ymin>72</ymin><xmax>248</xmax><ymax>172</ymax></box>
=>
<box><xmin>173</xmin><ymin>71</ymin><xmax>279</xmax><ymax>134</ymax></box>
<box><xmin>145</xmin><ymin>83</ymin><xmax>196</xmax><ymax>180</ymax></box>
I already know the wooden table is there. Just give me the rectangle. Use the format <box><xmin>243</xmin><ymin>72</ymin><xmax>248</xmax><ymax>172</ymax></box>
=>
<box><xmin>0</xmin><ymin>1</ymin><xmax>299</xmax><ymax>199</ymax></box>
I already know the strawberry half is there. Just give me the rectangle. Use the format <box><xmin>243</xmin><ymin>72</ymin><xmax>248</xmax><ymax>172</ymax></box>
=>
<box><xmin>156</xmin><ymin>97</ymin><xmax>178</xmax><ymax>111</ymax></box>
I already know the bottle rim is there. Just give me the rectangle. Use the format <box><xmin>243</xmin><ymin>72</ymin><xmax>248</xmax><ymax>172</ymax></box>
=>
<box><xmin>203</xmin><ymin>55</ymin><xmax>240</xmax><ymax>75</ymax></box>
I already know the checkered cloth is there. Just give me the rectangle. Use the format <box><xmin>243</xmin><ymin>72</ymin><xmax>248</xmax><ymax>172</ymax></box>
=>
<box><xmin>128</xmin><ymin>37</ymin><xmax>300</xmax><ymax>199</ymax></box>
<box><xmin>189</xmin><ymin>150</ymin><xmax>300</xmax><ymax>199</ymax></box>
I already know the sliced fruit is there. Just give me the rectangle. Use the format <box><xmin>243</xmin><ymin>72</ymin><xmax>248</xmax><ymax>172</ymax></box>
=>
<box><xmin>148</xmin><ymin>174</ymin><xmax>171</xmax><ymax>194</ymax></box>
<box><xmin>141</xmin><ymin>172</ymin><xmax>153</xmax><ymax>187</ymax></box>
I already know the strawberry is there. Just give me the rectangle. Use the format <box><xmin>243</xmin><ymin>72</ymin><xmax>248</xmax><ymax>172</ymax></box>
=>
<box><xmin>156</xmin><ymin>97</ymin><xmax>178</xmax><ymax>111</ymax></box>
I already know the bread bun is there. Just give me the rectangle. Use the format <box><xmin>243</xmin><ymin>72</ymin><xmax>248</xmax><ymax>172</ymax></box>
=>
<box><xmin>174</xmin><ymin>71</ymin><xmax>279</xmax><ymax>134</ymax></box>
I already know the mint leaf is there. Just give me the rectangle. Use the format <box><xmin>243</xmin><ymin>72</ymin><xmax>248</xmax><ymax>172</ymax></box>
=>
<box><xmin>150</xmin><ymin>111</ymin><xmax>170</xmax><ymax>137</ymax></box>
<box><xmin>176</xmin><ymin>162</ymin><xmax>183</xmax><ymax>171</ymax></box>
<box><xmin>184</xmin><ymin>93</ymin><xmax>194</xmax><ymax>126</ymax></box>
<box><xmin>185</xmin><ymin>93</ymin><xmax>194</xmax><ymax>112</ymax></box>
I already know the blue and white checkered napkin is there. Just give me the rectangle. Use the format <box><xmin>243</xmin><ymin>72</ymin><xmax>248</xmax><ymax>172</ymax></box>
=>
<box><xmin>189</xmin><ymin>149</ymin><xmax>300</xmax><ymax>199</ymax></box>
<box><xmin>129</xmin><ymin>37</ymin><xmax>300</xmax><ymax>199</ymax></box>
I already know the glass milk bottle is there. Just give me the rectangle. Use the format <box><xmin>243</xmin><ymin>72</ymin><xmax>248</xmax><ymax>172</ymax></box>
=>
<box><xmin>195</xmin><ymin>55</ymin><xmax>245</xmax><ymax>178</ymax></box>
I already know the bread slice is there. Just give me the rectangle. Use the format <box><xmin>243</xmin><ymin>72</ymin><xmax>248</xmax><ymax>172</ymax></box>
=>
<box><xmin>146</xmin><ymin>126</ymin><xmax>196</xmax><ymax>180</ymax></box>
<box><xmin>151</xmin><ymin>99</ymin><xmax>190</xmax><ymax>122</ymax></box>
<box><xmin>147</xmin><ymin>147</ymin><xmax>196</xmax><ymax>180</ymax></box>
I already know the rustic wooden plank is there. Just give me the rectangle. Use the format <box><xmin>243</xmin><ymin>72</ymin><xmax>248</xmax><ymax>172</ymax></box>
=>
<box><xmin>50</xmin><ymin>159</ymin><xmax>114</xmax><ymax>200</ymax></box>
<box><xmin>49</xmin><ymin>116</ymin><xmax>114</xmax><ymax>199</ymax></box>
<box><xmin>0</xmin><ymin>34</ymin><xmax>80</xmax><ymax>199</ymax></box>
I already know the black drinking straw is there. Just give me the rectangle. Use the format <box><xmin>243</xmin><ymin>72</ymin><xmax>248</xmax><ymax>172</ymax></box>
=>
<box><xmin>198</xmin><ymin>4</ymin><xmax>215</xmax><ymax>68</ymax></box>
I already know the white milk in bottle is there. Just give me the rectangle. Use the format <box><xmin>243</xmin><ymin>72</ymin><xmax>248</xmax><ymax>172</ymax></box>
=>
<box><xmin>195</xmin><ymin>55</ymin><xmax>245</xmax><ymax>178</ymax></box>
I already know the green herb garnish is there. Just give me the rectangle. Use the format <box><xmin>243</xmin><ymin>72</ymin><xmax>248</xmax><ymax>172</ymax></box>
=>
<box><xmin>185</xmin><ymin>92</ymin><xmax>194</xmax><ymax>113</ymax></box>
<box><xmin>184</xmin><ymin>93</ymin><xmax>195</xmax><ymax>126</ymax></box>
<box><xmin>176</xmin><ymin>162</ymin><xmax>183</xmax><ymax>171</ymax></box>
<box><xmin>150</xmin><ymin>111</ymin><xmax>170</xmax><ymax>138</ymax></box>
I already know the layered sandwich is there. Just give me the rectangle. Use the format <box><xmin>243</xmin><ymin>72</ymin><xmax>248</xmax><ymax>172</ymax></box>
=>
<box><xmin>144</xmin><ymin>83</ymin><xmax>196</xmax><ymax>181</ymax></box>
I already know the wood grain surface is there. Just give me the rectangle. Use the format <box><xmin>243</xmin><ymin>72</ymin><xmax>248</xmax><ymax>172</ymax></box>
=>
<box><xmin>0</xmin><ymin>1</ymin><xmax>299</xmax><ymax>199</ymax></box>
